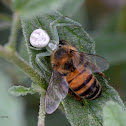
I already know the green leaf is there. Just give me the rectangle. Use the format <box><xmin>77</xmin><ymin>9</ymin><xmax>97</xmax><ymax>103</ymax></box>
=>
<box><xmin>13</xmin><ymin>0</ymin><xmax>68</xmax><ymax>18</ymax></box>
<box><xmin>8</xmin><ymin>85</ymin><xmax>35</xmax><ymax>96</ymax></box>
<box><xmin>21</xmin><ymin>11</ymin><xmax>125</xmax><ymax>126</ymax></box>
<box><xmin>19</xmin><ymin>37</ymin><xmax>29</xmax><ymax>62</ymax></box>
<box><xmin>15</xmin><ymin>38</ymin><xmax>29</xmax><ymax>83</ymax></box>
<box><xmin>31</xmin><ymin>83</ymin><xmax>46</xmax><ymax>94</ymax></box>
<box><xmin>103</xmin><ymin>101</ymin><xmax>126</xmax><ymax>126</ymax></box>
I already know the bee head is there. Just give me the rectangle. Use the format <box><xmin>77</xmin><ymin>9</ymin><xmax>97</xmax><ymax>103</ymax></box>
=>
<box><xmin>54</xmin><ymin>40</ymin><xmax>78</xmax><ymax>61</ymax></box>
<box><xmin>54</xmin><ymin>48</ymin><xmax>68</xmax><ymax>60</ymax></box>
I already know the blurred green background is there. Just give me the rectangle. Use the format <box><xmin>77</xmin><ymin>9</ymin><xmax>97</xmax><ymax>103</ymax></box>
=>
<box><xmin>0</xmin><ymin>0</ymin><xmax>126</xmax><ymax>126</ymax></box>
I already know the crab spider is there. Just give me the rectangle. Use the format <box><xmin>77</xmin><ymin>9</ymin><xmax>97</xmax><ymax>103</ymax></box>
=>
<box><xmin>29</xmin><ymin>16</ymin><xmax>81</xmax><ymax>77</ymax></box>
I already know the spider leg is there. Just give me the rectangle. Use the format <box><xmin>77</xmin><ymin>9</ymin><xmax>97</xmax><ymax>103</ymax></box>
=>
<box><xmin>50</xmin><ymin>16</ymin><xmax>82</xmax><ymax>43</ymax></box>
<box><xmin>36</xmin><ymin>52</ymin><xmax>51</xmax><ymax>76</ymax></box>
<box><xmin>25</xmin><ymin>44</ymin><xmax>43</xmax><ymax>51</ymax></box>
<box><xmin>47</xmin><ymin>16</ymin><xmax>81</xmax><ymax>52</ymax></box>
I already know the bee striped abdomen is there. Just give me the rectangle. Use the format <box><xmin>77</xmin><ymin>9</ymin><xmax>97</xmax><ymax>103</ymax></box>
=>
<box><xmin>66</xmin><ymin>67</ymin><xmax>102</xmax><ymax>100</ymax></box>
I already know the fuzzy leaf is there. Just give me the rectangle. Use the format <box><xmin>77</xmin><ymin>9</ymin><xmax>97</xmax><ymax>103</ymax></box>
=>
<box><xmin>103</xmin><ymin>101</ymin><xmax>126</xmax><ymax>126</ymax></box>
<box><xmin>31</xmin><ymin>83</ymin><xmax>46</xmax><ymax>94</ymax></box>
<box><xmin>9</xmin><ymin>85</ymin><xmax>35</xmax><ymax>96</ymax></box>
<box><xmin>13</xmin><ymin>0</ymin><xmax>68</xmax><ymax>18</ymax></box>
<box><xmin>21</xmin><ymin>11</ymin><xmax>126</xmax><ymax>126</ymax></box>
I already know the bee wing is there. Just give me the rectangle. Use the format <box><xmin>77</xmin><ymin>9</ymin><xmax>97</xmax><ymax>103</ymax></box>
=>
<box><xmin>45</xmin><ymin>71</ymin><xmax>68</xmax><ymax>114</ymax></box>
<box><xmin>73</xmin><ymin>52</ymin><xmax>109</xmax><ymax>73</ymax></box>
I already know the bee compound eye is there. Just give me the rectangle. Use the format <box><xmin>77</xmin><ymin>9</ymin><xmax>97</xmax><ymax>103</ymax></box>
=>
<box><xmin>30</xmin><ymin>28</ymin><xmax>50</xmax><ymax>48</ymax></box>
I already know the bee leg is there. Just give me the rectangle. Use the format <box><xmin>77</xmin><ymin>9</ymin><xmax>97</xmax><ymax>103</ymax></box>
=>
<box><xmin>96</xmin><ymin>72</ymin><xmax>110</xmax><ymax>80</ymax></box>
<box><xmin>68</xmin><ymin>88</ymin><xmax>75</xmax><ymax>96</ymax></box>
<box><xmin>68</xmin><ymin>90</ymin><xmax>84</xmax><ymax>106</ymax></box>
<box><xmin>36</xmin><ymin>52</ymin><xmax>51</xmax><ymax>79</ymax></box>
<box><xmin>74</xmin><ymin>95</ymin><xmax>85</xmax><ymax>106</ymax></box>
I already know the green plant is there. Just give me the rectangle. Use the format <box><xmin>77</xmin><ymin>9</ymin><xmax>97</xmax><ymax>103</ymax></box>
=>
<box><xmin>103</xmin><ymin>101</ymin><xmax>126</xmax><ymax>126</ymax></box>
<box><xmin>0</xmin><ymin>0</ymin><xmax>126</xmax><ymax>126</ymax></box>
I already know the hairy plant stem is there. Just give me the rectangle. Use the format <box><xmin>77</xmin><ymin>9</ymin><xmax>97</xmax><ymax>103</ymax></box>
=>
<box><xmin>0</xmin><ymin>45</ymin><xmax>46</xmax><ymax>89</ymax></box>
<box><xmin>6</xmin><ymin>12</ymin><xmax>20</xmax><ymax>51</ymax></box>
<box><xmin>38</xmin><ymin>93</ymin><xmax>46</xmax><ymax>126</ymax></box>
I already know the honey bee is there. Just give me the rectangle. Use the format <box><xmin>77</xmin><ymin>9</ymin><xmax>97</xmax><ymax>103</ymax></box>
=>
<box><xmin>45</xmin><ymin>40</ymin><xmax>109</xmax><ymax>114</ymax></box>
